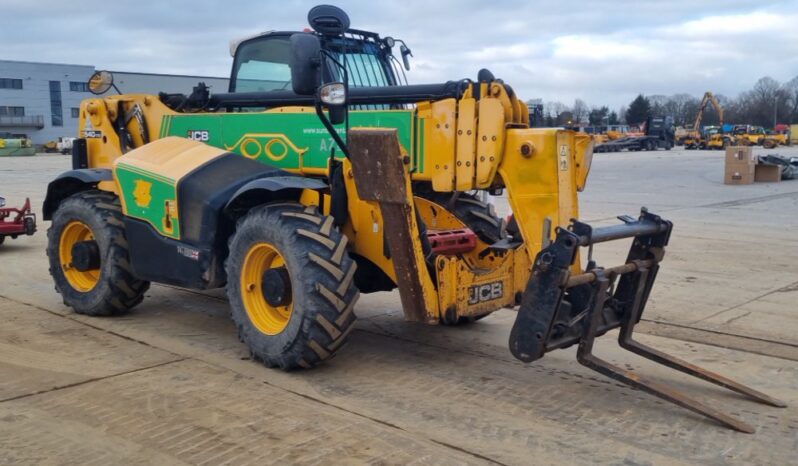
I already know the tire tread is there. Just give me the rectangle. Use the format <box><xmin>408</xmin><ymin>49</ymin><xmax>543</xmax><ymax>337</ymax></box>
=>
<box><xmin>226</xmin><ymin>203</ymin><xmax>358</xmax><ymax>370</ymax></box>
<box><xmin>46</xmin><ymin>190</ymin><xmax>149</xmax><ymax>316</ymax></box>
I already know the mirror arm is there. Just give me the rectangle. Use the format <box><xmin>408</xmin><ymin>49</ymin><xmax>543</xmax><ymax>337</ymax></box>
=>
<box><xmin>316</xmin><ymin>50</ymin><xmax>350</xmax><ymax>159</ymax></box>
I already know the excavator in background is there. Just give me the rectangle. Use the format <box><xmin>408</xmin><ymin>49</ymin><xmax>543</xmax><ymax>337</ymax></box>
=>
<box><xmin>42</xmin><ymin>5</ymin><xmax>784</xmax><ymax>433</ymax></box>
<box><xmin>683</xmin><ymin>92</ymin><xmax>729</xmax><ymax>150</ymax></box>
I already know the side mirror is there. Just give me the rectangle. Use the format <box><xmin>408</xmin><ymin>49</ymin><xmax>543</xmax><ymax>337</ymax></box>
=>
<box><xmin>400</xmin><ymin>44</ymin><xmax>412</xmax><ymax>71</ymax></box>
<box><xmin>88</xmin><ymin>70</ymin><xmax>115</xmax><ymax>95</ymax></box>
<box><xmin>289</xmin><ymin>33</ymin><xmax>321</xmax><ymax>95</ymax></box>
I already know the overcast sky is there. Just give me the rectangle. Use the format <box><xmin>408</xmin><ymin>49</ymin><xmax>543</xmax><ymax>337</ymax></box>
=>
<box><xmin>3</xmin><ymin>0</ymin><xmax>797</xmax><ymax>108</ymax></box>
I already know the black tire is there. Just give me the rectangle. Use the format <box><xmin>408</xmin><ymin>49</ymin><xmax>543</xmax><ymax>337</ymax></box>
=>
<box><xmin>24</xmin><ymin>217</ymin><xmax>35</xmax><ymax>235</ymax></box>
<box><xmin>47</xmin><ymin>190</ymin><xmax>150</xmax><ymax>316</ymax></box>
<box><xmin>226</xmin><ymin>202</ymin><xmax>359</xmax><ymax>370</ymax></box>
<box><xmin>0</xmin><ymin>235</ymin><xmax>4</xmax><ymax>246</ymax></box>
<box><xmin>419</xmin><ymin>192</ymin><xmax>506</xmax><ymax>244</ymax></box>
<box><xmin>440</xmin><ymin>310</ymin><xmax>490</xmax><ymax>326</ymax></box>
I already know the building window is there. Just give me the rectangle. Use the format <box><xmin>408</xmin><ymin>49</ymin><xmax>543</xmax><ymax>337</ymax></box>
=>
<box><xmin>0</xmin><ymin>106</ymin><xmax>25</xmax><ymax>116</ymax></box>
<box><xmin>69</xmin><ymin>81</ymin><xmax>89</xmax><ymax>92</ymax></box>
<box><xmin>49</xmin><ymin>81</ymin><xmax>63</xmax><ymax>127</ymax></box>
<box><xmin>0</xmin><ymin>78</ymin><xmax>23</xmax><ymax>89</ymax></box>
<box><xmin>71</xmin><ymin>107</ymin><xmax>80</xmax><ymax>118</ymax></box>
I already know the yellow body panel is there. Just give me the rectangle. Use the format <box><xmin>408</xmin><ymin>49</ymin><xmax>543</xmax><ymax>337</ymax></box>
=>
<box><xmin>498</xmin><ymin>129</ymin><xmax>580</xmax><ymax>264</ymax></box>
<box><xmin>112</xmin><ymin>137</ymin><xmax>225</xmax><ymax>239</ymax></box>
<box><xmin>475</xmin><ymin>99</ymin><xmax>506</xmax><ymax>188</ymax></box>
<box><xmin>82</xmin><ymin>95</ymin><xmax>175</xmax><ymax>167</ymax></box>
<box><xmin>77</xmin><ymin>78</ymin><xmax>591</xmax><ymax>324</ymax></box>
<box><xmin>115</xmin><ymin>136</ymin><xmax>224</xmax><ymax>181</ymax></box>
<box><xmin>420</xmin><ymin>99</ymin><xmax>458</xmax><ymax>191</ymax></box>
<box><xmin>454</xmin><ymin>98</ymin><xmax>477</xmax><ymax>191</ymax></box>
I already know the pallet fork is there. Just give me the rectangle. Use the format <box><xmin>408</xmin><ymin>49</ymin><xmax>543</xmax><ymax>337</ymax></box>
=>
<box><xmin>509</xmin><ymin>210</ymin><xmax>786</xmax><ymax>433</ymax></box>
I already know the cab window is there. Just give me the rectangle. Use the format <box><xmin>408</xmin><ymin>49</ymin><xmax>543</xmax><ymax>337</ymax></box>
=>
<box><xmin>231</xmin><ymin>37</ymin><xmax>292</xmax><ymax>93</ymax></box>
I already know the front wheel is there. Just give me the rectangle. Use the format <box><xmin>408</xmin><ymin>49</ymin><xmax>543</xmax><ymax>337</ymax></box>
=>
<box><xmin>226</xmin><ymin>203</ymin><xmax>359</xmax><ymax>370</ymax></box>
<box><xmin>47</xmin><ymin>191</ymin><xmax>149</xmax><ymax>316</ymax></box>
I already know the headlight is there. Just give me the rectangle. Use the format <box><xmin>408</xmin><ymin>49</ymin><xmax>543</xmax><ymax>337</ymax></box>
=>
<box><xmin>319</xmin><ymin>82</ymin><xmax>346</xmax><ymax>105</ymax></box>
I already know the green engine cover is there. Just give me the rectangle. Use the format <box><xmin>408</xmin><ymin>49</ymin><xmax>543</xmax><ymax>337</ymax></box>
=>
<box><xmin>159</xmin><ymin>110</ymin><xmax>419</xmax><ymax>171</ymax></box>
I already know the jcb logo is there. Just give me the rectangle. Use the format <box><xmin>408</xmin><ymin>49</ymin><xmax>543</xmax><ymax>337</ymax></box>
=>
<box><xmin>187</xmin><ymin>130</ymin><xmax>209</xmax><ymax>142</ymax></box>
<box><xmin>468</xmin><ymin>281</ymin><xmax>503</xmax><ymax>305</ymax></box>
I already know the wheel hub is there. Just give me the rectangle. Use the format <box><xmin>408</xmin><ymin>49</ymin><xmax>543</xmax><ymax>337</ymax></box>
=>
<box><xmin>240</xmin><ymin>242</ymin><xmax>293</xmax><ymax>335</ymax></box>
<box><xmin>262</xmin><ymin>267</ymin><xmax>291</xmax><ymax>307</ymax></box>
<box><xmin>71</xmin><ymin>240</ymin><xmax>101</xmax><ymax>271</ymax></box>
<box><xmin>59</xmin><ymin>220</ymin><xmax>101</xmax><ymax>292</ymax></box>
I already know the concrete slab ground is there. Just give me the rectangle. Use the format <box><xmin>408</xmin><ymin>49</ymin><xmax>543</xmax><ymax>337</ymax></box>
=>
<box><xmin>0</xmin><ymin>147</ymin><xmax>796</xmax><ymax>464</ymax></box>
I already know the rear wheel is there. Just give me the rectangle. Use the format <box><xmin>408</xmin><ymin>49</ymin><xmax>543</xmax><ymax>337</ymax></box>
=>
<box><xmin>418</xmin><ymin>192</ymin><xmax>504</xmax><ymax>325</ymax></box>
<box><xmin>419</xmin><ymin>192</ymin><xmax>506</xmax><ymax>244</ymax></box>
<box><xmin>47</xmin><ymin>191</ymin><xmax>149</xmax><ymax>316</ymax></box>
<box><xmin>0</xmin><ymin>236</ymin><xmax>4</xmax><ymax>246</ymax></box>
<box><xmin>226</xmin><ymin>203</ymin><xmax>359</xmax><ymax>370</ymax></box>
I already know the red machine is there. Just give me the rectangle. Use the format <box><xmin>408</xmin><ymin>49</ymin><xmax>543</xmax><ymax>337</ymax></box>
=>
<box><xmin>0</xmin><ymin>197</ymin><xmax>36</xmax><ymax>246</ymax></box>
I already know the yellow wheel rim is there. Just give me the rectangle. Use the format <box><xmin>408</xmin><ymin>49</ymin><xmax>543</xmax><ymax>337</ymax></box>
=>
<box><xmin>240</xmin><ymin>242</ymin><xmax>293</xmax><ymax>335</ymax></box>
<box><xmin>59</xmin><ymin>220</ymin><xmax>100</xmax><ymax>292</ymax></box>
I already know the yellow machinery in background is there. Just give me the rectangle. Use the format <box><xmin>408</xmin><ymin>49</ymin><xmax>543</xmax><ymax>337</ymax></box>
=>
<box><xmin>684</xmin><ymin>91</ymin><xmax>726</xmax><ymax>150</ymax></box>
<box><xmin>732</xmin><ymin>125</ymin><xmax>766</xmax><ymax>146</ymax></box>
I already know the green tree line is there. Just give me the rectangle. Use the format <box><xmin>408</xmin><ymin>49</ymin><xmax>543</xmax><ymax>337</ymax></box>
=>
<box><xmin>534</xmin><ymin>75</ymin><xmax>798</xmax><ymax>129</ymax></box>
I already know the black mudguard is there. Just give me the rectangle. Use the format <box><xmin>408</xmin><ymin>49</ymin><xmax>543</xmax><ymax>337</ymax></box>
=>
<box><xmin>43</xmin><ymin>169</ymin><xmax>113</xmax><ymax>220</ymax></box>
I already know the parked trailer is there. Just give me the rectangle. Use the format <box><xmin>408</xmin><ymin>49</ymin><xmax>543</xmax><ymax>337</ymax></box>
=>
<box><xmin>595</xmin><ymin>135</ymin><xmax>670</xmax><ymax>153</ymax></box>
<box><xmin>0</xmin><ymin>197</ymin><xmax>36</xmax><ymax>247</ymax></box>
<box><xmin>595</xmin><ymin>116</ymin><xmax>674</xmax><ymax>153</ymax></box>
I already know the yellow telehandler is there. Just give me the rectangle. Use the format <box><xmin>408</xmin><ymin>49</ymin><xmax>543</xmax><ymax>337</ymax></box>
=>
<box><xmin>42</xmin><ymin>5</ymin><xmax>783</xmax><ymax>432</ymax></box>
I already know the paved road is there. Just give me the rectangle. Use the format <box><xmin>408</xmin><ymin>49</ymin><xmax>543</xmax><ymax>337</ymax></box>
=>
<box><xmin>1</xmin><ymin>148</ymin><xmax>796</xmax><ymax>465</ymax></box>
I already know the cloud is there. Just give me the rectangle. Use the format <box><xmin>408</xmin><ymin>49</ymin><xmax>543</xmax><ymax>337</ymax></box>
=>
<box><xmin>662</xmin><ymin>11</ymin><xmax>790</xmax><ymax>37</ymax></box>
<box><xmin>551</xmin><ymin>36</ymin><xmax>649</xmax><ymax>61</ymax></box>
<box><xmin>1</xmin><ymin>0</ymin><xmax>797</xmax><ymax>108</ymax></box>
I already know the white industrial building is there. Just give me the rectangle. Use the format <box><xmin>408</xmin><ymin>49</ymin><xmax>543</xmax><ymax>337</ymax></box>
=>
<box><xmin>0</xmin><ymin>60</ymin><xmax>228</xmax><ymax>145</ymax></box>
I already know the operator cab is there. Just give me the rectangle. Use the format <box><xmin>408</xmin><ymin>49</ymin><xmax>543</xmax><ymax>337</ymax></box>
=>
<box><xmin>229</xmin><ymin>30</ymin><xmax>409</xmax><ymax>98</ymax></box>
